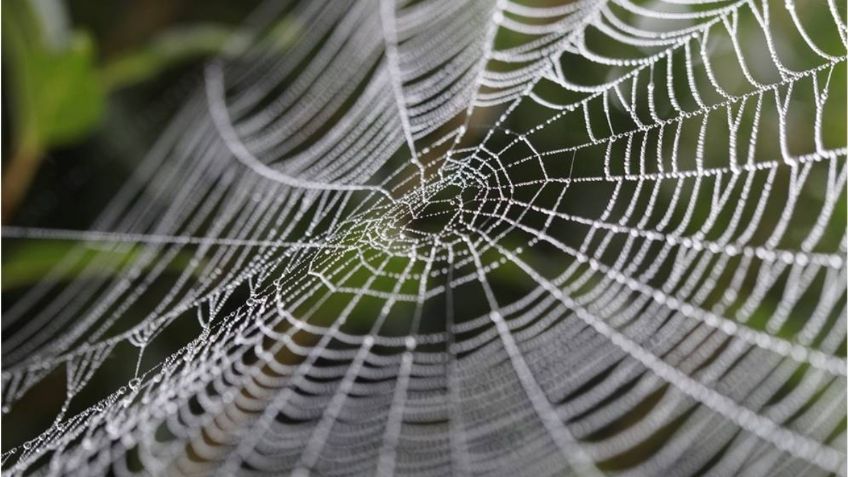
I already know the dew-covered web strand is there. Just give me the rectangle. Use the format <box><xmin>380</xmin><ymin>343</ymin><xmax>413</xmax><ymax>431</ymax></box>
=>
<box><xmin>1</xmin><ymin>0</ymin><xmax>846</xmax><ymax>476</ymax></box>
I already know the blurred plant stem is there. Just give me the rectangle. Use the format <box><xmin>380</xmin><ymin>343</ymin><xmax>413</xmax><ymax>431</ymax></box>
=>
<box><xmin>99</xmin><ymin>24</ymin><xmax>248</xmax><ymax>91</ymax></box>
<box><xmin>2</xmin><ymin>134</ymin><xmax>42</xmax><ymax>222</ymax></box>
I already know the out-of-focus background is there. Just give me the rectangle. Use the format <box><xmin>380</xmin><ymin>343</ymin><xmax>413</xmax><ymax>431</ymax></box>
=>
<box><xmin>2</xmin><ymin>0</ymin><xmax>262</xmax><ymax>449</ymax></box>
<box><xmin>2</xmin><ymin>0</ymin><xmax>262</xmax><ymax>229</ymax></box>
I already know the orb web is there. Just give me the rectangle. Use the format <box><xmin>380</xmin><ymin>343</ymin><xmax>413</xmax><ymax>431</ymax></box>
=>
<box><xmin>2</xmin><ymin>0</ymin><xmax>847</xmax><ymax>476</ymax></box>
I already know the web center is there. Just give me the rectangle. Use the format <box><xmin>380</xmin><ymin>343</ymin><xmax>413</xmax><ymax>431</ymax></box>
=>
<box><xmin>399</xmin><ymin>181</ymin><xmax>472</xmax><ymax>239</ymax></box>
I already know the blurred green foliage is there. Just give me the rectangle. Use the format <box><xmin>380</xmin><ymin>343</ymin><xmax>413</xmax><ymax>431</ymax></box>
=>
<box><xmin>1</xmin><ymin>240</ymin><xmax>201</xmax><ymax>291</ymax></box>
<box><xmin>99</xmin><ymin>24</ymin><xmax>244</xmax><ymax>91</ymax></box>
<box><xmin>1</xmin><ymin>0</ymin><xmax>252</xmax><ymax>223</ymax></box>
<box><xmin>1</xmin><ymin>0</ymin><xmax>295</xmax><ymax>289</ymax></box>
<box><xmin>3</xmin><ymin>1</ymin><xmax>103</xmax><ymax>149</ymax></box>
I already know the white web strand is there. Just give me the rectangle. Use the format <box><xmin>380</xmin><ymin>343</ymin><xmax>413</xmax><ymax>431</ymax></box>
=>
<box><xmin>2</xmin><ymin>0</ymin><xmax>846</xmax><ymax>476</ymax></box>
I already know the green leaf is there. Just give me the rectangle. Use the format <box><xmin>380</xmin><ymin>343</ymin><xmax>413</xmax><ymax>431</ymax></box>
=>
<box><xmin>3</xmin><ymin>0</ymin><xmax>105</xmax><ymax>148</ymax></box>
<box><xmin>33</xmin><ymin>31</ymin><xmax>104</xmax><ymax>145</ymax></box>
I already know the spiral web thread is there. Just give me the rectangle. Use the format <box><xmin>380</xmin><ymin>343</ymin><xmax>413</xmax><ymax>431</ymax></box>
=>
<box><xmin>2</xmin><ymin>0</ymin><xmax>847</xmax><ymax>475</ymax></box>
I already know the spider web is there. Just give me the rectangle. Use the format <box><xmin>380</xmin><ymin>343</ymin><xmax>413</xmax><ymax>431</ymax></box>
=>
<box><xmin>2</xmin><ymin>0</ymin><xmax>847</xmax><ymax>475</ymax></box>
